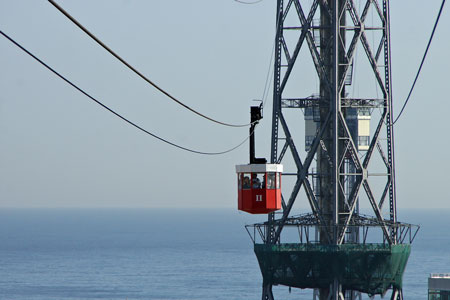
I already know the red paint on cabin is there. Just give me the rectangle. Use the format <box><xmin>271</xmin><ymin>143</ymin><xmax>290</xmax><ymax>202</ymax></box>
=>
<box><xmin>237</xmin><ymin>172</ymin><xmax>281</xmax><ymax>214</ymax></box>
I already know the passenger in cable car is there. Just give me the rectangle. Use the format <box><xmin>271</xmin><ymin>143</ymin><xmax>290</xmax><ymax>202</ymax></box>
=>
<box><xmin>243</xmin><ymin>176</ymin><xmax>251</xmax><ymax>189</ymax></box>
<box><xmin>252</xmin><ymin>173</ymin><xmax>263</xmax><ymax>189</ymax></box>
<box><xmin>252</xmin><ymin>177</ymin><xmax>259</xmax><ymax>189</ymax></box>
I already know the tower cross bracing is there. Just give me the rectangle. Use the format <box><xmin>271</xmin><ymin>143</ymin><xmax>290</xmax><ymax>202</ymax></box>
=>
<box><xmin>247</xmin><ymin>1</ymin><xmax>419</xmax><ymax>299</ymax></box>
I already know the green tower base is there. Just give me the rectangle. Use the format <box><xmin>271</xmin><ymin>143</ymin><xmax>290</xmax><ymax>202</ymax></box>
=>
<box><xmin>255</xmin><ymin>243</ymin><xmax>411</xmax><ymax>295</ymax></box>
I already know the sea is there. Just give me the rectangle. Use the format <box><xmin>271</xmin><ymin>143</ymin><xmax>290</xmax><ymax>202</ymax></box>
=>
<box><xmin>0</xmin><ymin>208</ymin><xmax>448</xmax><ymax>300</ymax></box>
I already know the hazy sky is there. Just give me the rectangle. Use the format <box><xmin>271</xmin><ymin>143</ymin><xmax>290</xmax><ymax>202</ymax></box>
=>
<box><xmin>0</xmin><ymin>0</ymin><xmax>449</xmax><ymax>211</ymax></box>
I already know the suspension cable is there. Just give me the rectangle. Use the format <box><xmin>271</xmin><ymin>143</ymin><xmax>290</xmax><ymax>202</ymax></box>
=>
<box><xmin>47</xmin><ymin>0</ymin><xmax>255</xmax><ymax>128</ymax></box>
<box><xmin>0</xmin><ymin>30</ymin><xmax>250</xmax><ymax>156</ymax></box>
<box><xmin>393</xmin><ymin>0</ymin><xmax>446</xmax><ymax>125</ymax></box>
<box><xmin>261</xmin><ymin>41</ymin><xmax>275</xmax><ymax>110</ymax></box>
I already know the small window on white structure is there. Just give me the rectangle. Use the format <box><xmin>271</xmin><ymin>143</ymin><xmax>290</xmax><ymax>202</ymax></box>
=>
<box><xmin>305</xmin><ymin>136</ymin><xmax>314</xmax><ymax>150</ymax></box>
<box><xmin>305</xmin><ymin>107</ymin><xmax>314</xmax><ymax>120</ymax></box>
<box><xmin>358</xmin><ymin>136</ymin><xmax>370</xmax><ymax>146</ymax></box>
<box><xmin>358</xmin><ymin>107</ymin><xmax>371</xmax><ymax>116</ymax></box>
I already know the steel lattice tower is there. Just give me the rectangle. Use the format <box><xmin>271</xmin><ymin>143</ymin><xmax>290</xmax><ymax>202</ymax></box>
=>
<box><xmin>246</xmin><ymin>1</ymin><xmax>419</xmax><ymax>299</ymax></box>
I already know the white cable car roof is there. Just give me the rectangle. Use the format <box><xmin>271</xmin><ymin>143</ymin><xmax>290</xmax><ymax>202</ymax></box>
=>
<box><xmin>235</xmin><ymin>164</ymin><xmax>283</xmax><ymax>173</ymax></box>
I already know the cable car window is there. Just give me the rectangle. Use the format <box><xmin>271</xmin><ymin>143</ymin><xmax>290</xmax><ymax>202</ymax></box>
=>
<box><xmin>242</xmin><ymin>173</ymin><xmax>251</xmax><ymax>189</ymax></box>
<box><xmin>276</xmin><ymin>173</ymin><xmax>280</xmax><ymax>189</ymax></box>
<box><xmin>252</xmin><ymin>173</ymin><xmax>264</xmax><ymax>189</ymax></box>
<box><xmin>238</xmin><ymin>174</ymin><xmax>242</xmax><ymax>190</ymax></box>
<box><xmin>267</xmin><ymin>173</ymin><xmax>276</xmax><ymax>189</ymax></box>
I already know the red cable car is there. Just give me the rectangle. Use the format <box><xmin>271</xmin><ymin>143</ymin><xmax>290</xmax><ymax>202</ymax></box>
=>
<box><xmin>236</xmin><ymin>163</ymin><xmax>283</xmax><ymax>214</ymax></box>
<box><xmin>235</xmin><ymin>105</ymin><xmax>283</xmax><ymax>214</ymax></box>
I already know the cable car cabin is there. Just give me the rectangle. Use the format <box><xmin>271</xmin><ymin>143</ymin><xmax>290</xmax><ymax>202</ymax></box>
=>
<box><xmin>235</xmin><ymin>164</ymin><xmax>283</xmax><ymax>214</ymax></box>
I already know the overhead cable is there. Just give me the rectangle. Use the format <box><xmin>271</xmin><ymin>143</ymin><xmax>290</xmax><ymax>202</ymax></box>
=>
<box><xmin>0</xmin><ymin>30</ymin><xmax>250</xmax><ymax>156</ymax></box>
<box><xmin>234</xmin><ymin>0</ymin><xmax>263</xmax><ymax>4</ymax></box>
<box><xmin>48</xmin><ymin>0</ymin><xmax>254</xmax><ymax>128</ymax></box>
<box><xmin>393</xmin><ymin>0</ymin><xmax>446</xmax><ymax>125</ymax></box>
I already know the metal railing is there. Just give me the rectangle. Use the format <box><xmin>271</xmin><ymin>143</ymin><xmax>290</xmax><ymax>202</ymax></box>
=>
<box><xmin>245</xmin><ymin>213</ymin><xmax>419</xmax><ymax>245</ymax></box>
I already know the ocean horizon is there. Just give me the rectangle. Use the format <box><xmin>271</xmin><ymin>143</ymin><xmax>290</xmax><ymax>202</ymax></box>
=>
<box><xmin>0</xmin><ymin>207</ymin><xmax>448</xmax><ymax>299</ymax></box>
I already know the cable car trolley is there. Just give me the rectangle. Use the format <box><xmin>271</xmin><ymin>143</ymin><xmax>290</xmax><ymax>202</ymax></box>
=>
<box><xmin>236</xmin><ymin>163</ymin><xmax>282</xmax><ymax>214</ymax></box>
<box><xmin>235</xmin><ymin>105</ymin><xmax>283</xmax><ymax>214</ymax></box>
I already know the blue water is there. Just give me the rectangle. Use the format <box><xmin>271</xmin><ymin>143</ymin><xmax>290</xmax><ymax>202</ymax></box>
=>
<box><xmin>0</xmin><ymin>208</ymin><xmax>448</xmax><ymax>299</ymax></box>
